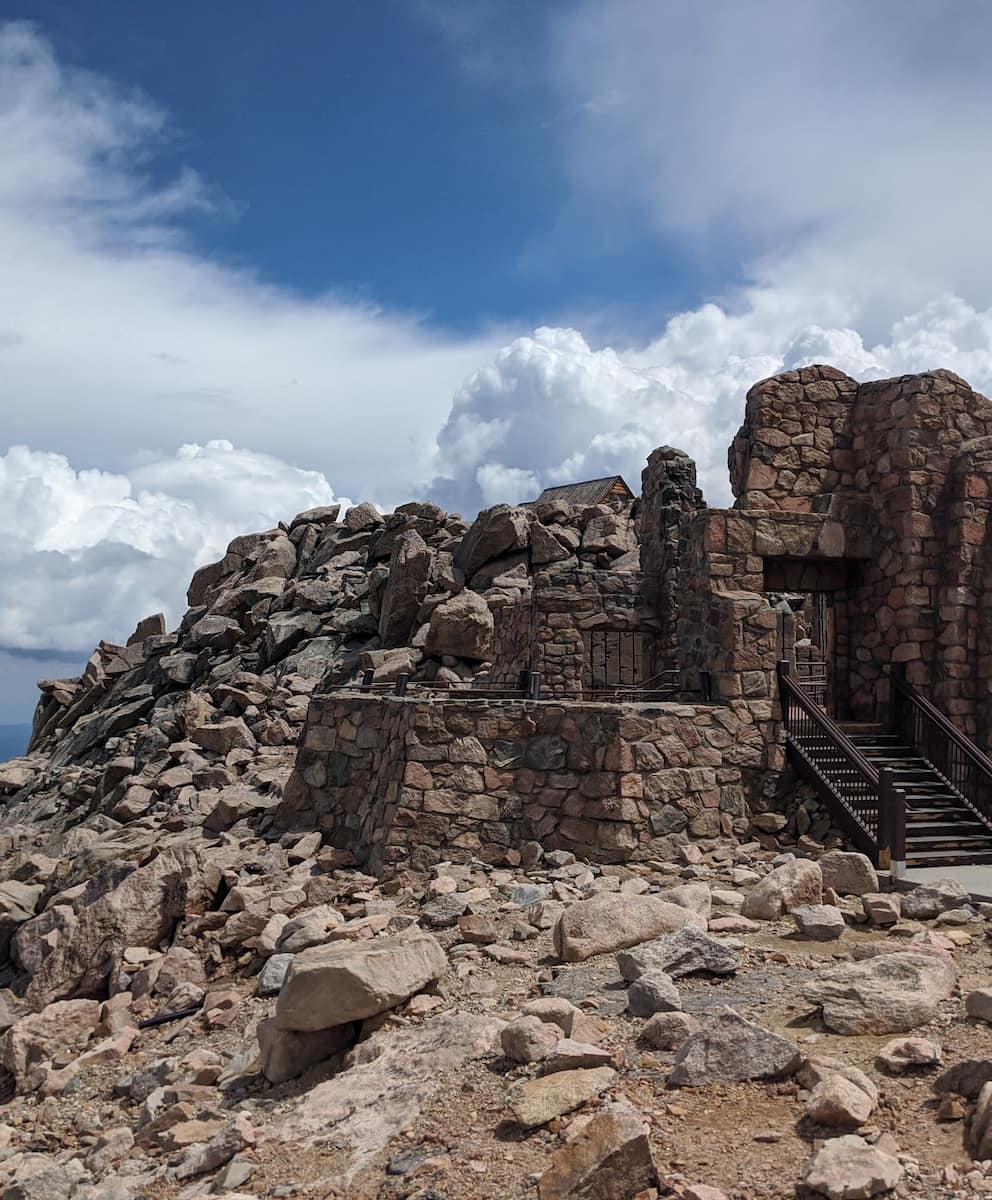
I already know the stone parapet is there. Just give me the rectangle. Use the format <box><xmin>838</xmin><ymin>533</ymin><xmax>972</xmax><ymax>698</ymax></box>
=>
<box><xmin>277</xmin><ymin>692</ymin><xmax>776</xmax><ymax>874</ymax></box>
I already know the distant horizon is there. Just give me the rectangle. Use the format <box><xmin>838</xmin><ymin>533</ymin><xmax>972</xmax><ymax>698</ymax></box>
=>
<box><xmin>0</xmin><ymin>723</ymin><xmax>31</xmax><ymax>763</ymax></box>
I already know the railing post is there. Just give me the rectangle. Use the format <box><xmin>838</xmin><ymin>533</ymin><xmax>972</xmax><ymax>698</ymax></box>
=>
<box><xmin>889</xmin><ymin>661</ymin><xmax>907</xmax><ymax>736</ymax></box>
<box><xmin>877</xmin><ymin>766</ymin><xmax>893</xmax><ymax>871</ymax></box>
<box><xmin>394</xmin><ymin>673</ymin><xmax>409</xmax><ymax>697</ymax></box>
<box><xmin>527</xmin><ymin>671</ymin><xmax>542</xmax><ymax>701</ymax></box>
<box><xmin>877</xmin><ymin>766</ymin><xmax>906</xmax><ymax>875</ymax></box>
<box><xmin>360</xmin><ymin>669</ymin><xmax>374</xmax><ymax>693</ymax></box>
<box><xmin>891</xmin><ymin>784</ymin><xmax>907</xmax><ymax>878</ymax></box>
<box><xmin>777</xmin><ymin>659</ymin><xmax>791</xmax><ymax>730</ymax></box>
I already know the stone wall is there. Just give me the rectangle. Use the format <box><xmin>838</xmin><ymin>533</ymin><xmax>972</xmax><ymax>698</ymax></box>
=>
<box><xmin>636</xmin><ymin>446</ymin><xmax>705</xmax><ymax>675</ymax></box>
<box><xmin>486</xmin><ymin>568</ymin><xmax>660</xmax><ymax>695</ymax></box>
<box><xmin>728</xmin><ymin>365</ymin><xmax>859</xmax><ymax>511</ymax></box>
<box><xmin>717</xmin><ymin>368</ymin><xmax>992</xmax><ymax>734</ymax></box>
<box><xmin>277</xmin><ymin>692</ymin><xmax>774</xmax><ymax>874</ymax></box>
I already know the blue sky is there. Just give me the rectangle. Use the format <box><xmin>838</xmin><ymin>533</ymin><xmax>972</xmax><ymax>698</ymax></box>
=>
<box><xmin>8</xmin><ymin>0</ymin><xmax>705</xmax><ymax>334</ymax></box>
<box><xmin>3</xmin><ymin>1</ymin><xmax>992</xmax><ymax>724</ymax></box>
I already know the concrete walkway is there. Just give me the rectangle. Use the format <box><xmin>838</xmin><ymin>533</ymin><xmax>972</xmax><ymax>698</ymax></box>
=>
<box><xmin>898</xmin><ymin>864</ymin><xmax>992</xmax><ymax>903</ymax></box>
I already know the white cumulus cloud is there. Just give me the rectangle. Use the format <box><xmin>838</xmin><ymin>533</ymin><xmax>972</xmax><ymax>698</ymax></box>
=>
<box><xmin>433</xmin><ymin>296</ymin><xmax>992</xmax><ymax>511</ymax></box>
<box><xmin>0</xmin><ymin>441</ymin><xmax>345</xmax><ymax>652</ymax></box>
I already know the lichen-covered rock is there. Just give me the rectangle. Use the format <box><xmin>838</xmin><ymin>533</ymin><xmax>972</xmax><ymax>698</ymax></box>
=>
<box><xmin>617</xmin><ymin>926</ymin><xmax>741</xmax><ymax>981</ymax></box>
<box><xmin>668</xmin><ymin>1007</ymin><xmax>801</xmax><ymax>1086</ymax></box>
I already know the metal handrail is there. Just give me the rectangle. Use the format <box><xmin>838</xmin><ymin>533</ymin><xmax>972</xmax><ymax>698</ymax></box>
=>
<box><xmin>890</xmin><ymin>662</ymin><xmax>992</xmax><ymax>834</ymax></box>
<box><xmin>891</xmin><ymin>664</ymin><xmax>992</xmax><ymax>777</ymax></box>
<box><xmin>778</xmin><ymin>660</ymin><xmax>906</xmax><ymax>872</ymax></box>
<box><xmin>780</xmin><ymin>667</ymin><xmax>880</xmax><ymax>784</ymax></box>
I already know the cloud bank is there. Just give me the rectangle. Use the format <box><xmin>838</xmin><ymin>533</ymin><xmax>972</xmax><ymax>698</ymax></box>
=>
<box><xmin>434</xmin><ymin>297</ymin><xmax>992</xmax><ymax>512</ymax></box>
<box><xmin>0</xmin><ymin>22</ymin><xmax>504</xmax><ymax>508</ymax></box>
<box><xmin>0</xmin><ymin>442</ymin><xmax>345</xmax><ymax>653</ymax></box>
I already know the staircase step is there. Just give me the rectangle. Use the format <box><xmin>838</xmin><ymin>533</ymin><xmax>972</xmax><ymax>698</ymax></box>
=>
<box><xmin>907</xmin><ymin>848</ymin><xmax>992</xmax><ymax>867</ymax></box>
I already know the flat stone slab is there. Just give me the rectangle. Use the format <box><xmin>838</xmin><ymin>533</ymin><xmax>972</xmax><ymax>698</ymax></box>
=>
<box><xmin>541</xmin><ymin>964</ymin><xmax>629</xmax><ymax>1016</ymax></box>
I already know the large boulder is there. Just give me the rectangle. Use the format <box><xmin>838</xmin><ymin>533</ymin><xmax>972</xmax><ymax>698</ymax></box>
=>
<box><xmin>617</xmin><ymin>926</ymin><xmax>740</xmax><ymax>982</ymax></box>
<box><xmin>0</xmin><ymin>999</ymin><xmax>101</xmax><ymax>1088</ymax></box>
<box><xmin>275</xmin><ymin>928</ymin><xmax>447</xmax><ymax>1032</ymax></box>
<box><xmin>25</xmin><ymin>845</ymin><xmax>213</xmax><ymax>1010</ymax></box>
<box><xmin>344</xmin><ymin>501</ymin><xmax>383</xmax><ymax>532</ymax></box>
<box><xmin>257</xmin><ymin>1017</ymin><xmax>355</xmax><ymax>1084</ymax></box>
<box><xmin>378</xmin><ymin>531</ymin><xmax>432</xmax><ymax>647</ymax></box>
<box><xmin>900</xmin><ymin>878</ymin><xmax>970</xmax><ymax>920</ymax></box>
<box><xmin>424</xmin><ymin>591</ymin><xmax>494</xmax><ymax>661</ymax></box>
<box><xmin>581</xmin><ymin>512</ymin><xmax>636</xmax><ymax>558</ymax></box>
<box><xmin>741</xmin><ymin>858</ymin><xmax>822</xmax><ymax>920</ymax></box>
<box><xmin>668</xmin><ymin>1007</ymin><xmax>801</xmax><ymax>1087</ymax></box>
<box><xmin>817</xmin><ymin>850</ymin><xmax>878</xmax><ymax>897</ymax></box>
<box><xmin>805</xmin><ymin>951</ymin><xmax>956</xmax><ymax>1035</ymax></box>
<box><xmin>537</xmin><ymin>1102</ymin><xmax>658</xmax><ymax>1199</ymax></box>
<box><xmin>454</xmin><ymin>505</ymin><xmax>532</xmax><ymax>576</ymax></box>
<box><xmin>553</xmin><ymin>894</ymin><xmax>705</xmax><ymax>964</ymax></box>
<box><xmin>802</xmin><ymin>1135</ymin><xmax>902</xmax><ymax>1200</ymax></box>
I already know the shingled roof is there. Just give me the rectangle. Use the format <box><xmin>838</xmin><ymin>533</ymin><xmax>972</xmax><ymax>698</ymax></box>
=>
<box><xmin>533</xmin><ymin>476</ymin><xmax>634</xmax><ymax>507</ymax></box>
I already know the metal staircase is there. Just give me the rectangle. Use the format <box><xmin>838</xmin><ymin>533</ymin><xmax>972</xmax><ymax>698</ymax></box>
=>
<box><xmin>778</xmin><ymin>661</ymin><xmax>992</xmax><ymax>872</ymax></box>
<box><xmin>839</xmin><ymin>724</ymin><xmax>992</xmax><ymax>867</ymax></box>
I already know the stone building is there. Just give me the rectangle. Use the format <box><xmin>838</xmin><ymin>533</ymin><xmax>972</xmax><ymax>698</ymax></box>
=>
<box><xmin>281</xmin><ymin>366</ymin><xmax>992</xmax><ymax>872</ymax></box>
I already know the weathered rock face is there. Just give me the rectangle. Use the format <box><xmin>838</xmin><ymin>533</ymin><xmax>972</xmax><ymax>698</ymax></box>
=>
<box><xmin>289</xmin><ymin>1011</ymin><xmax>504</xmax><ymax>1183</ymax></box>
<box><xmin>806</xmin><ymin>952</ymin><xmax>956</xmax><ymax>1035</ymax></box>
<box><xmin>24</xmin><ymin>845</ymin><xmax>213</xmax><ymax>1010</ymax></box>
<box><xmin>536</xmin><ymin>1102</ymin><xmax>658</xmax><ymax>1200</ymax></box>
<box><xmin>668</xmin><ymin>1008</ymin><xmax>801</xmax><ymax>1086</ymax></box>
<box><xmin>424</xmin><ymin>590</ymin><xmax>494</xmax><ymax>661</ymax></box>
<box><xmin>741</xmin><ymin>859</ymin><xmax>822</xmax><ymax>920</ymax></box>
<box><xmin>553</xmin><ymin>894</ymin><xmax>705</xmax><ymax>963</ymax></box>
<box><xmin>378</xmin><ymin>530</ymin><xmax>432</xmax><ymax>647</ymax></box>
<box><xmin>274</xmin><ymin>928</ymin><xmax>447</xmax><ymax>1032</ymax></box>
<box><xmin>0</xmin><ymin>999</ymin><xmax>101</xmax><ymax>1087</ymax></box>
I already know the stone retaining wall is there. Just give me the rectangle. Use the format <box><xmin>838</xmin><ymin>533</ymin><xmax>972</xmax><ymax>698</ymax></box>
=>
<box><xmin>277</xmin><ymin>693</ymin><xmax>775</xmax><ymax>874</ymax></box>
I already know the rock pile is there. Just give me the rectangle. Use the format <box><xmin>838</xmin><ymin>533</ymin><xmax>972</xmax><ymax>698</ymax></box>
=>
<box><xmin>1</xmin><ymin>489</ymin><xmax>992</xmax><ymax>1197</ymax></box>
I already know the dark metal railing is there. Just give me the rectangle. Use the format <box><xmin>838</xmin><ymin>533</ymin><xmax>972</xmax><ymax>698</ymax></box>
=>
<box><xmin>890</xmin><ymin>663</ymin><xmax>992</xmax><ymax>833</ymax></box>
<box><xmin>342</xmin><ymin>667</ymin><xmax>708</xmax><ymax>705</ymax></box>
<box><xmin>352</xmin><ymin>669</ymin><xmax>537</xmax><ymax>699</ymax></box>
<box><xmin>778</xmin><ymin>660</ymin><xmax>906</xmax><ymax>870</ymax></box>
